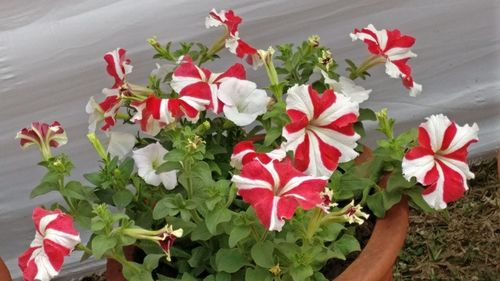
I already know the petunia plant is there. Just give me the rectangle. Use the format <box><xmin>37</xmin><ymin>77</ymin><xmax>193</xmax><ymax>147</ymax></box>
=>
<box><xmin>16</xmin><ymin>9</ymin><xmax>479</xmax><ymax>281</ymax></box>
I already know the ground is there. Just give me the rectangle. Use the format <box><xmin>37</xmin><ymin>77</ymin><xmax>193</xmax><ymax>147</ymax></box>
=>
<box><xmin>394</xmin><ymin>158</ymin><xmax>500</xmax><ymax>281</ymax></box>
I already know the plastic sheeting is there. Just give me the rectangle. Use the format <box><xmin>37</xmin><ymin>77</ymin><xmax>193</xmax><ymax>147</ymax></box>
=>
<box><xmin>0</xmin><ymin>0</ymin><xmax>498</xmax><ymax>279</ymax></box>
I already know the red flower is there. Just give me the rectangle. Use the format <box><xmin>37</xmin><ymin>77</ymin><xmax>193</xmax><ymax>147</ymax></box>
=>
<box><xmin>402</xmin><ymin>114</ymin><xmax>479</xmax><ymax>209</ymax></box>
<box><xmin>225</xmin><ymin>33</ymin><xmax>259</xmax><ymax>68</ymax></box>
<box><xmin>232</xmin><ymin>159</ymin><xmax>328</xmax><ymax>231</ymax></box>
<box><xmin>18</xmin><ymin>208</ymin><xmax>81</xmax><ymax>281</ymax></box>
<box><xmin>282</xmin><ymin>84</ymin><xmax>360</xmax><ymax>177</ymax></box>
<box><xmin>350</xmin><ymin>24</ymin><xmax>422</xmax><ymax>96</ymax></box>
<box><xmin>230</xmin><ymin>141</ymin><xmax>286</xmax><ymax>169</ymax></box>
<box><xmin>171</xmin><ymin>57</ymin><xmax>246</xmax><ymax>114</ymax></box>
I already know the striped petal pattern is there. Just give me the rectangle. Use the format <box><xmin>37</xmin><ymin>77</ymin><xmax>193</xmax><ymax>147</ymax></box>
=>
<box><xmin>232</xmin><ymin>159</ymin><xmax>328</xmax><ymax>231</ymax></box>
<box><xmin>18</xmin><ymin>208</ymin><xmax>80</xmax><ymax>281</ymax></box>
<box><xmin>230</xmin><ymin>140</ymin><xmax>286</xmax><ymax>169</ymax></box>
<box><xmin>205</xmin><ymin>9</ymin><xmax>242</xmax><ymax>36</ymax></box>
<box><xmin>283</xmin><ymin>84</ymin><xmax>360</xmax><ymax>177</ymax></box>
<box><xmin>104</xmin><ymin>48</ymin><xmax>133</xmax><ymax>89</ymax></box>
<box><xmin>350</xmin><ymin>24</ymin><xmax>422</xmax><ymax>96</ymax></box>
<box><xmin>16</xmin><ymin>121</ymin><xmax>67</xmax><ymax>150</ymax></box>
<box><xmin>402</xmin><ymin>114</ymin><xmax>479</xmax><ymax>210</ymax></box>
<box><xmin>171</xmin><ymin>57</ymin><xmax>246</xmax><ymax>114</ymax></box>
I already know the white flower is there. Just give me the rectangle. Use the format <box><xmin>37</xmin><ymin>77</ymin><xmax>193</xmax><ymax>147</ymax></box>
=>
<box><xmin>107</xmin><ymin>132</ymin><xmax>136</xmax><ymax>160</ymax></box>
<box><xmin>132</xmin><ymin>142</ymin><xmax>177</xmax><ymax>189</ymax></box>
<box><xmin>322</xmin><ymin>71</ymin><xmax>372</xmax><ymax>104</ymax></box>
<box><xmin>217</xmin><ymin>78</ymin><xmax>270</xmax><ymax>126</ymax></box>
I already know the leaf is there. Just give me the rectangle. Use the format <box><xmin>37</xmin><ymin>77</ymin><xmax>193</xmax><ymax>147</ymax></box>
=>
<box><xmin>188</xmin><ymin>247</ymin><xmax>209</xmax><ymax>267</ymax></box>
<box><xmin>112</xmin><ymin>189</ymin><xmax>134</xmax><ymax>208</ymax></box>
<box><xmin>358</xmin><ymin>108</ymin><xmax>377</xmax><ymax>121</ymax></box>
<box><xmin>406</xmin><ymin>187</ymin><xmax>434</xmax><ymax>213</ymax></box>
<box><xmin>382</xmin><ymin>190</ymin><xmax>402</xmax><ymax>210</ymax></box>
<box><xmin>153</xmin><ymin>197</ymin><xmax>179</xmax><ymax>219</ymax></box>
<box><xmin>91</xmin><ymin>235</ymin><xmax>117</xmax><ymax>259</ymax></box>
<box><xmin>367</xmin><ymin>192</ymin><xmax>386</xmax><ymax>217</ymax></box>
<box><xmin>189</xmin><ymin>161</ymin><xmax>213</xmax><ymax>189</ymax></box>
<box><xmin>119</xmin><ymin>157</ymin><xmax>135</xmax><ymax>179</ymax></box>
<box><xmin>215</xmin><ymin>248</ymin><xmax>247</xmax><ymax>273</ymax></box>
<box><xmin>84</xmin><ymin>172</ymin><xmax>102</xmax><ymax>186</ymax></box>
<box><xmin>251</xmin><ymin>241</ymin><xmax>274</xmax><ymax>268</ymax></box>
<box><xmin>205</xmin><ymin>208</ymin><xmax>232</xmax><ymax>234</ymax></box>
<box><xmin>143</xmin><ymin>254</ymin><xmax>163</xmax><ymax>271</ymax></box>
<box><xmin>289</xmin><ymin>265</ymin><xmax>313</xmax><ymax>281</ymax></box>
<box><xmin>164</xmin><ymin>149</ymin><xmax>186</xmax><ymax>162</ymax></box>
<box><xmin>63</xmin><ymin>181</ymin><xmax>90</xmax><ymax>200</ymax></box>
<box><xmin>228</xmin><ymin>225</ymin><xmax>251</xmax><ymax>247</ymax></box>
<box><xmin>263</xmin><ymin>127</ymin><xmax>282</xmax><ymax>146</ymax></box>
<box><xmin>245</xmin><ymin>267</ymin><xmax>272</xmax><ymax>281</ymax></box>
<box><xmin>334</xmin><ymin>234</ymin><xmax>360</xmax><ymax>256</ymax></box>
<box><xmin>157</xmin><ymin>161</ymin><xmax>182</xmax><ymax>173</ymax></box>
<box><xmin>386</xmin><ymin>170</ymin><xmax>416</xmax><ymax>192</ymax></box>
<box><xmin>31</xmin><ymin>181</ymin><xmax>58</xmax><ymax>198</ymax></box>
<box><xmin>191</xmin><ymin>223</ymin><xmax>213</xmax><ymax>241</ymax></box>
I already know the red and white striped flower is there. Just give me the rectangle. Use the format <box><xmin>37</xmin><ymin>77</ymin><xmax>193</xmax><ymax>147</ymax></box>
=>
<box><xmin>85</xmin><ymin>95</ymin><xmax>121</xmax><ymax>132</ymax></box>
<box><xmin>131</xmin><ymin>95</ymin><xmax>208</xmax><ymax>135</ymax></box>
<box><xmin>230</xmin><ymin>140</ymin><xmax>286</xmax><ymax>169</ymax></box>
<box><xmin>18</xmin><ymin>208</ymin><xmax>81</xmax><ymax>281</ymax></box>
<box><xmin>16</xmin><ymin>121</ymin><xmax>67</xmax><ymax>160</ymax></box>
<box><xmin>225</xmin><ymin>33</ymin><xmax>259</xmax><ymax>68</ymax></box>
<box><xmin>402</xmin><ymin>114</ymin><xmax>479</xmax><ymax>210</ymax></box>
<box><xmin>104</xmin><ymin>48</ymin><xmax>133</xmax><ymax>89</ymax></box>
<box><xmin>171</xmin><ymin>57</ymin><xmax>245</xmax><ymax>114</ymax></box>
<box><xmin>282</xmin><ymin>85</ymin><xmax>360</xmax><ymax>177</ymax></box>
<box><xmin>350</xmin><ymin>24</ymin><xmax>422</xmax><ymax>96</ymax></box>
<box><xmin>205</xmin><ymin>9</ymin><xmax>242</xmax><ymax>36</ymax></box>
<box><xmin>232</xmin><ymin>159</ymin><xmax>328</xmax><ymax>231</ymax></box>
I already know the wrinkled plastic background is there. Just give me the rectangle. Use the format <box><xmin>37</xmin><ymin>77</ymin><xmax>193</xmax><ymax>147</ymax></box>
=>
<box><xmin>0</xmin><ymin>0</ymin><xmax>498</xmax><ymax>279</ymax></box>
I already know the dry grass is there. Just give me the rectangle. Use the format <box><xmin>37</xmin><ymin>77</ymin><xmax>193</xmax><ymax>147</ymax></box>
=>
<box><xmin>394</xmin><ymin>158</ymin><xmax>500</xmax><ymax>281</ymax></box>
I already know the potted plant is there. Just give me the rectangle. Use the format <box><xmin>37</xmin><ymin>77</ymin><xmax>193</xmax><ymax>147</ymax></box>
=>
<box><xmin>15</xmin><ymin>8</ymin><xmax>479</xmax><ymax>281</ymax></box>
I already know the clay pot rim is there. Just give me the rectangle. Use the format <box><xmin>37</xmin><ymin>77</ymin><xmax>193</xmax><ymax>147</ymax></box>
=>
<box><xmin>333</xmin><ymin>198</ymin><xmax>409</xmax><ymax>281</ymax></box>
<box><xmin>0</xmin><ymin>257</ymin><xmax>13</xmax><ymax>281</ymax></box>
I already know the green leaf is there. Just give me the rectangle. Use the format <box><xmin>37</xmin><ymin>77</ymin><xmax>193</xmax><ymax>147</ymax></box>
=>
<box><xmin>157</xmin><ymin>161</ymin><xmax>182</xmax><ymax>173</ymax></box>
<box><xmin>367</xmin><ymin>192</ymin><xmax>386</xmax><ymax>217</ymax></box>
<box><xmin>63</xmin><ymin>181</ymin><xmax>90</xmax><ymax>200</ymax></box>
<box><xmin>31</xmin><ymin>181</ymin><xmax>58</xmax><ymax>198</ymax></box>
<box><xmin>189</xmin><ymin>161</ymin><xmax>213</xmax><ymax>189</ymax></box>
<box><xmin>143</xmin><ymin>254</ymin><xmax>163</xmax><ymax>271</ymax></box>
<box><xmin>164</xmin><ymin>149</ymin><xmax>186</xmax><ymax>162</ymax></box>
<box><xmin>91</xmin><ymin>235</ymin><xmax>117</xmax><ymax>258</ymax></box>
<box><xmin>406</xmin><ymin>187</ymin><xmax>434</xmax><ymax>213</ymax></box>
<box><xmin>386</xmin><ymin>170</ymin><xmax>416</xmax><ymax>192</ymax></box>
<box><xmin>289</xmin><ymin>265</ymin><xmax>313</xmax><ymax>281</ymax></box>
<box><xmin>245</xmin><ymin>267</ymin><xmax>272</xmax><ymax>281</ymax></box>
<box><xmin>153</xmin><ymin>197</ymin><xmax>179</xmax><ymax>219</ymax></box>
<box><xmin>358</xmin><ymin>108</ymin><xmax>377</xmax><ymax>121</ymax></box>
<box><xmin>334</xmin><ymin>234</ymin><xmax>361</xmax><ymax>257</ymax></box>
<box><xmin>382</xmin><ymin>190</ymin><xmax>402</xmax><ymax>210</ymax></box>
<box><xmin>205</xmin><ymin>208</ymin><xmax>232</xmax><ymax>234</ymax></box>
<box><xmin>215</xmin><ymin>248</ymin><xmax>247</xmax><ymax>273</ymax></box>
<box><xmin>188</xmin><ymin>246</ymin><xmax>209</xmax><ymax>267</ymax></box>
<box><xmin>191</xmin><ymin>223</ymin><xmax>213</xmax><ymax>241</ymax></box>
<box><xmin>112</xmin><ymin>189</ymin><xmax>134</xmax><ymax>208</ymax></box>
<box><xmin>251</xmin><ymin>241</ymin><xmax>274</xmax><ymax>268</ymax></box>
<box><xmin>84</xmin><ymin>172</ymin><xmax>102</xmax><ymax>186</ymax></box>
<box><xmin>263</xmin><ymin>127</ymin><xmax>282</xmax><ymax>146</ymax></box>
<box><xmin>228</xmin><ymin>225</ymin><xmax>251</xmax><ymax>247</ymax></box>
<box><xmin>119</xmin><ymin>157</ymin><xmax>135</xmax><ymax>179</ymax></box>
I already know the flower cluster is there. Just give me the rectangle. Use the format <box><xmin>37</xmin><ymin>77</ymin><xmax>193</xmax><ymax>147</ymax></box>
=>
<box><xmin>16</xmin><ymin>8</ymin><xmax>479</xmax><ymax>281</ymax></box>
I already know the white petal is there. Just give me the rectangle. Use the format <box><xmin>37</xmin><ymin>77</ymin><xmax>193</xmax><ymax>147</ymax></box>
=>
<box><xmin>409</xmin><ymin>82</ymin><xmax>422</xmax><ymax>97</ymax></box>
<box><xmin>422</xmin><ymin>164</ymin><xmax>448</xmax><ymax>210</ymax></box>
<box><xmin>268</xmin><ymin>196</ymin><xmax>285</xmax><ymax>231</ymax></box>
<box><xmin>441</xmin><ymin>122</ymin><xmax>479</xmax><ymax>155</ymax></box>
<box><xmin>384</xmin><ymin>60</ymin><xmax>402</xmax><ymax>78</ymax></box>
<box><xmin>402</xmin><ymin>155</ymin><xmax>436</xmax><ymax>183</ymax></box>
<box><xmin>32</xmin><ymin>248</ymin><xmax>59</xmax><ymax>281</ymax></box>
<box><xmin>107</xmin><ymin>132</ymin><xmax>136</xmax><ymax>160</ymax></box>
<box><xmin>159</xmin><ymin>170</ymin><xmax>178</xmax><ymax>190</ymax></box>
<box><xmin>285</xmin><ymin>84</ymin><xmax>314</xmax><ymax>120</ymax></box>
<box><xmin>223</xmin><ymin>106</ymin><xmax>259</xmax><ymax>126</ymax></box>
<box><xmin>231</xmin><ymin>175</ymin><xmax>273</xmax><ymax>191</ymax></box>
<box><xmin>314</xmin><ymin>92</ymin><xmax>359</xmax><ymax>126</ymax></box>
<box><xmin>309</xmin><ymin>127</ymin><xmax>360</xmax><ymax>163</ymax></box>
<box><xmin>335</xmin><ymin>76</ymin><xmax>372</xmax><ymax>103</ymax></box>
<box><xmin>132</xmin><ymin>143</ymin><xmax>168</xmax><ymax>187</ymax></box>
<box><xmin>217</xmin><ymin>78</ymin><xmax>257</xmax><ymax>106</ymax></box>
<box><xmin>171</xmin><ymin>76</ymin><xmax>202</xmax><ymax>94</ymax></box>
<box><xmin>44</xmin><ymin>229</ymin><xmax>81</xmax><ymax>249</ymax></box>
<box><xmin>421</xmin><ymin>114</ymin><xmax>452</xmax><ymax>152</ymax></box>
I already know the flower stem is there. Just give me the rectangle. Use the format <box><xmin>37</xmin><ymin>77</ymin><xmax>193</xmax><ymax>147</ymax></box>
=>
<box><xmin>350</xmin><ymin>55</ymin><xmax>386</xmax><ymax>80</ymax></box>
<box><xmin>305</xmin><ymin>208</ymin><xmax>323</xmax><ymax>242</ymax></box>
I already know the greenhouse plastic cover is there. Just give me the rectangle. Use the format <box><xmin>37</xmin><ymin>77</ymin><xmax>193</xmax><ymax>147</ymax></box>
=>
<box><xmin>0</xmin><ymin>0</ymin><xmax>498</xmax><ymax>279</ymax></box>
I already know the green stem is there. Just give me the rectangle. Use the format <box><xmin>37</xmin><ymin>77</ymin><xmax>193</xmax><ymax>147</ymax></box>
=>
<box><xmin>350</xmin><ymin>55</ymin><xmax>386</xmax><ymax>80</ymax></box>
<box><xmin>75</xmin><ymin>243</ymin><xmax>93</xmax><ymax>255</ymax></box>
<box><xmin>304</xmin><ymin>208</ymin><xmax>323</xmax><ymax>242</ymax></box>
<box><xmin>112</xmin><ymin>251</ymin><xmax>141</xmax><ymax>273</ymax></box>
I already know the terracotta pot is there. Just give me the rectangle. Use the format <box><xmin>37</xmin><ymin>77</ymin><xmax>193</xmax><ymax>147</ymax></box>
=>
<box><xmin>0</xmin><ymin>257</ymin><xmax>13</xmax><ymax>281</ymax></box>
<box><xmin>334</xmin><ymin>198</ymin><xmax>409</xmax><ymax>281</ymax></box>
<box><xmin>105</xmin><ymin>246</ymin><xmax>136</xmax><ymax>281</ymax></box>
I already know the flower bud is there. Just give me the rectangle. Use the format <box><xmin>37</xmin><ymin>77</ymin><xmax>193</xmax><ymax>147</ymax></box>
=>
<box><xmin>308</xmin><ymin>35</ymin><xmax>321</xmax><ymax>48</ymax></box>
